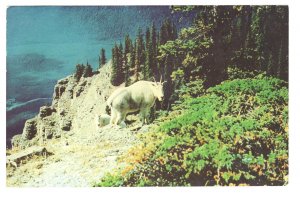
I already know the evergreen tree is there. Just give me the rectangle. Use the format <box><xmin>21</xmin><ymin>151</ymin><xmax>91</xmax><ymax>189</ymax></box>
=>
<box><xmin>134</xmin><ymin>28</ymin><xmax>144</xmax><ymax>82</ymax></box>
<box><xmin>118</xmin><ymin>42</ymin><xmax>125</xmax><ymax>82</ymax></box>
<box><xmin>124</xmin><ymin>53</ymin><xmax>131</xmax><ymax>87</ymax></box>
<box><xmin>75</xmin><ymin>64</ymin><xmax>85</xmax><ymax>82</ymax></box>
<box><xmin>144</xmin><ymin>27</ymin><xmax>152</xmax><ymax>80</ymax></box>
<box><xmin>111</xmin><ymin>44</ymin><xmax>119</xmax><ymax>85</ymax></box>
<box><xmin>83</xmin><ymin>61</ymin><xmax>93</xmax><ymax>77</ymax></box>
<box><xmin>99</xmin><ymin>48</ymin><xmax>106</xmax><ymax>69</ymax></box>
<box><xmin>159</xmin><ymin>22</ymin><xmax>167</xmax><ymax>45</ymax></box>
<box><xmin>151</xmin><ymin>22</ymin><xmax>158</xmax><ymax>79</ymax></box>
<box><xmin>111</xmin><ymin>43</ymin><xmax>125</xmax><ymax>86</ymax></box>
<box><xmin>124</xmin><ymin>34</ymin><xmax>131</xmax><ymax>55</ymax></box>
<box><xmin>124</xmin><ymin>35</ymin><xmax>132</xmax><ymax>86</ymax></box>
<box><xmin>130</xmin><ymin>40</ymin><xmax>136</xmax><ymax>69</ymax></box>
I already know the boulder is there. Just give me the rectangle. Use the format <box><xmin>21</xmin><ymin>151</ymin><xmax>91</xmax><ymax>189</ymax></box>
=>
<box><xmin>68</xmin><ymin>89</ymin><xmax>74</xmax><ymax>99</ymax></box>
<box><xmin>61</xmin><ymin>120</ymin><xmax>72</xmax><ymax>131</ymax></box>
<box><xmin>54</xmin><ymin>85</ymin><xmax>60</xmax><ymax>99</ymax></box>
<box><xmin>44</xmin><ymin>127</ymin><xmax>54</xmax><ymax>139</ymax></box>
<box><xmin>79</xmin><ymin>80</ymin><xmax>87</xmax><ymax>87</ymax></box>
<box><xmin>22</xmin><ymin>118</ymin><xmax>37</xmax><ymax>140</ymax></box>
<box><xmin>39</xmin><ymin>106</ymin><xmax>55</xmax><ymax>118</ymax></box>
<box><xmin>59</xmin><ymin>109</ymin><xmax>66</xmax><ymax>116</ymax></box>
<box><xmin>11</xmin><ymin>134</ymin><xmax>22</xmax><ymax>148</ymax></box>
<box><xmin>75</xmin><ymin>86</ymin><xmax>85</xmax><ymax>97</ymax></box>
<box><xmin>59</xmin><ymin>86</ymin><xmax>66</xmax><ymax>96</ymax></box>
<box><xmin>6</xmin><ymin>146</ymin><xmax>52</xmax><ymax>167</ymax></box>
<box><xmin>53</xmin><ymin>84</ymin><xmax>66</xmax><ymax>99</ymax></box>
<box><xmin>57</xmin><ymin>78</ymin><xmax>69</xmax><ymax>85</ymax></box>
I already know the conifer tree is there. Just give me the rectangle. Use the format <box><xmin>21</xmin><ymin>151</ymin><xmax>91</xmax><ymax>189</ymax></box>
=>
<box><xmin>83</xmin><ymin>61</ymin><xmax>93</xmax><ymax>77</ymax></box>
<box><xmin>124</xmin><ymin>34</ymin><xmax>131</xmax><ymax>56</ymax></box>
<box><xmin>124</xmin><ymin>35</ymin><xmax>132</xmax><ymax>86</ymax></box>
<box><xmin>99</xmin><ymin>48</ymin><xmax>106</xmax><ymax>69</ymax></box>
<box><xmin>75</xmin><ymin>64</ymin><xmax>85</xmax><ymax>82</ymax></box>
<box><xmin>111</xmin><ymin>44</ymin><xmax>119</xmax><ymax>85</ymax></box>
<box><xmin>151</xmin><ymin>22</ymin><xmax>158</xmax><ymax>79</ymax></box>
<box><xmin>118</xmin><ymin>42</ymin><xmax>124</xmax><ymax>83</ymax></box>
<box><xmin>130</xmin><ymin>40</ymin><xmax>136</xmax><ymax>69</ymax></box>
<box><xmin>134</xmin><ymin>28</ymin><xmax>144</xmax><ymax>82</ymax></box>
<box><xmin>144</xmin><ymin>27</ymin><xmax>152</xmax><ymax>80</ymax></box>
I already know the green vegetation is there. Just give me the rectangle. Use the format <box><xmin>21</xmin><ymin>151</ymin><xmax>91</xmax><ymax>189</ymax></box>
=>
<box><xmin>74</xmin><ymin>62</ymin><xmax>93</xmax><ymax>81</ymax></box>
<box><xmin>74</xmin><ymin>64</ymin><xmax>84</xmax><ymax>82</ymax></box>
<box><xmin>111</xmin><ymin>43</ymin><xmax>124</xmax><ymax>86</ymax></box>
<box><xmin>99</xmin><ymin>48</ymin><xmax>106</xmax><ymax>68</ymax></box>
<box><xmin>109</xmin><ymin>6</ymin><xmax>288</xmax><ymax>111</ymax></box>
<box><xmin>96</xmin><ymin>76</ymin><xmax>288</xmax><ymax>186</ymax></box>
<box><xmin>83</xmin><ymin>62</ymin><xmax>93</xmax><ymax>78</ymax></box>
<box><xmin>95</xmin><ymin>5</ymin><xmax>288</xmax><ymax>186</ymax></box>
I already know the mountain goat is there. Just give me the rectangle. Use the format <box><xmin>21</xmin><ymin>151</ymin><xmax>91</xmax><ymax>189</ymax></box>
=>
<box><xmin>107</xmin><ymin>78</ymin><xmax>165</xmax><ymax>125</ymax></box>
<box><xmin>95</xmin><ymin>114</ymin><xmax>126</xmax><ymax>128</ymax></box>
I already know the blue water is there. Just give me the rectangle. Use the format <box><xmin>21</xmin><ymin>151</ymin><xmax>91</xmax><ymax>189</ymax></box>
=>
<box><xmin>6</xmin><ymin>6</ymin><xmax>192</xmax><ymax>147</ymax></box>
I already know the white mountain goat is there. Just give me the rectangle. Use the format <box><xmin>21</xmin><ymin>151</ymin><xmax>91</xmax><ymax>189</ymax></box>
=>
<box><xmin>107</xmin><ymin>78</ymin><xmax>166</xmax><ymax>125</ymax></box>
<box><xmin>95</xmin><ymin>114</ymin><xmax>126</xmax><ymax>128</ymax></box>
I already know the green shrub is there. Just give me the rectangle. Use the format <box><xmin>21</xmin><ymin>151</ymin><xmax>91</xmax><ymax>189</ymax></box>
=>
<box><xmin>97</xmin><ymin>76</ymin><xmax>288</xmax><ymax>186</ymax></box>
<box><xmin>227</xmin><ymin>65</ymin><xmax>263</xmax><ymax>80</ymax></box>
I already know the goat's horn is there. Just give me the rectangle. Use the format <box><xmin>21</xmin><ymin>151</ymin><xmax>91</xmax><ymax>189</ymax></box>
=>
<box><xmin>152</xmin><ymin>77</ymin><xmax>157</xmax><ymax>83</ymax></box>
<box><xmin>160</xmin><ymin>75</ymin><xmax>162</xmax><ymax>83</ymax></box>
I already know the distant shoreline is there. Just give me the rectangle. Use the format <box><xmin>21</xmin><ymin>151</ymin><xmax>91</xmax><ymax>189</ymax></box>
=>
<box><xmin>6</xmin><ymin>97</ymin><xmax>52</xmax><ymax>112</ymax></box>
<box><xmin>6</xmin><ymin>97</ymin><xmax>53</xmax><ymax>148</ymax></box>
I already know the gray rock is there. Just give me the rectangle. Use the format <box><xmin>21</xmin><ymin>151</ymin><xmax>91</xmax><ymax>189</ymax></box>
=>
<box><xmin>39</xmin><ymin>106</ymin><xmax>55</xmax><ymax>118</ymax></box>
<box><xmin>75</xmin><ymin>86</ymin><xmax>85</xmax><ymax>97</ymax></box>
<box><xmin>44</xmin><ymin>128</ymin><xmax>54</xmax><ymax>139</ymax></box>
<box><xmin>59</xmin><ymin>86</ymin><xmax>66</xmax><ymax>96</ymax></box>
<box><xmin>6</xmin><ymin>146</ymin><xmax>52</xmax><ymax>167</ymax></box>
<box><xmin>59</xmin><ymin>109</ymin><xmax>66</xmax><ymax>116</ymax></box>
<box><xmin>61</xmin><ymin>120</ymin><xmax>72</xmax><ymax>131</ymax></box>
<box><xmin>53</xmin><ymin>84</ymin><xmax>67</xmax><ymax>99</ymax></box>
<box><xmin>54</xmin><ymin>86</ymin><xmax>60</xmax><ymax>99</ymax></box>
<box><xmin>22</xmin><ymin>118</ymin><xmax>37</xmax><ymax>140</ymax></box>
<box><xmin>11</xmin><ymin>134</ymin><xmax>22</xmax><ymax>148</ymax></box>
<box><xmin>68</xmin><ymin>89</ymin><xmax>74</xmax><ymax>99</ymax></box>
<box><xmin>57</xmin><ymin>78</ymin><xmax>69</xmax><ymax>85</ymax></box>
<box><xmin>79</xmin><ymin>80</ymin><xmax>87</xmax><ymax>87</ymax></box>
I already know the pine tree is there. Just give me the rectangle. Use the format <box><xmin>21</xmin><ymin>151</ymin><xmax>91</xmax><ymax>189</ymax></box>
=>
<box><xmin>134</xmin><ymin>38</ymin><xmax>140</xmax><ymax>82</ymax></box>
<box><xmin>75</xmin><ymin>64</ymin><xmax>85</xmax><ymax>82</ymax></box>
<box><xmin>111</xmin><ymin>44</ymin><xmax>119</xmax><ymax>85</ymax></box>
<box><xmin>130</xmin><ymin>40</ymin><xmax>136</xmax><ymax>69</ymax></box>
<box><xmin>151</xmin><ymin>22</ymin><xmax>158</xmax><ymax>79</ymax></box>
<box><xmin>83</xmin><ymin>61</ymin><xmax>93</xmax><ymax>77</ymax></box>
<box><xmin>124</xmin><ymin>34</ymin><xmax>131</xmax><ymax>56</ymax></box>
<box><xmin>118</xmin><ymin>42</ymin><xmax>124</xmax><ymax>83</ymax></box>
<box><xmin>134</xmin><ymin>28</ymin><xmax>144</xmax><ymax>82</ymax></box>
<box><xmin>99</xmin><ymin>48</ymin><xmax>106</xmax><ymax>69</ymax></box>
<box><xmin>144</xmin><ymin>27</ymin><xmax>152</xmax><ymax>80</ymax></box>
<box><xmin>159</xmin><ymin>22</ymin><xmax>166</xmax><ymax>45</ymax></box>
<box><xmin>124</xmin><ymin>35</ymin><xmax>132</xmax><ymax>86</ymax></box>
<box><xmin>171</xmin><ymin>22</ymin><xmax>177</xmax><ymax>40</ymax></box>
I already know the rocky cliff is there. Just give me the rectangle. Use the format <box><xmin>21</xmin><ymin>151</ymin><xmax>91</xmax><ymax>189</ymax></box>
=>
<box><xmin>6</xmin><ymin>61</ymin><xmax>149</xmax><ymax>187</ymax></box>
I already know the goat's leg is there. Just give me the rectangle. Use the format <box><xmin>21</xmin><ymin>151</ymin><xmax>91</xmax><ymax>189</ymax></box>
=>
<box><xmin>110</xmin><ymin>109</ymin><xmax>117</xmax><ymax>125</ymax></box>
<box><xmin>139</xmin><ymin>109</ymin><xmax>149</xmax><ymax>125</ymax></box>
<box><xmin>116</xmin><ymin>112</ymin><xmax>126</xmax><ymax>125</ymax></box>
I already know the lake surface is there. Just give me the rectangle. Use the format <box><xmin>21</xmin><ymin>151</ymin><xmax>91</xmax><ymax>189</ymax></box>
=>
<box><xmin>6</xmin><ymin>6</ymin><xmax>190</xmax><ymax>147</ymax></box>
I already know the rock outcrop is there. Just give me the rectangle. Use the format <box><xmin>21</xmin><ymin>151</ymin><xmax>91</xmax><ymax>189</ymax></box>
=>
<box><xmin>22</xmin><ymin>118</ymin><xmax>38</xmax><ymax>140</ymax></box>
<box><xmin>6</xmin><ymin>146</ymin><xmax>51</xmax><ymax>168</ymax></box>
<box><xmin>39</xmin><ymin>106</ymin><xmax>56</xmax><ymax>118</ymax></box>
<box><xmin>11</xmin><ymin>61</ymin><xmax>120</xmax><ymax>149</ymax></box>
<box><xmin>6</xmin><ymin>61</ymin><xmax>147</xmax><ymax>187</ymax></box>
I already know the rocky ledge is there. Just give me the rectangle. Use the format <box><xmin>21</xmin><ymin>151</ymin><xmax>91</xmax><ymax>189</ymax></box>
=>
<box><xmin>7</xmin><ymin>61</ymin><xmax>148</xmax><ymax>187</ymax></box>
